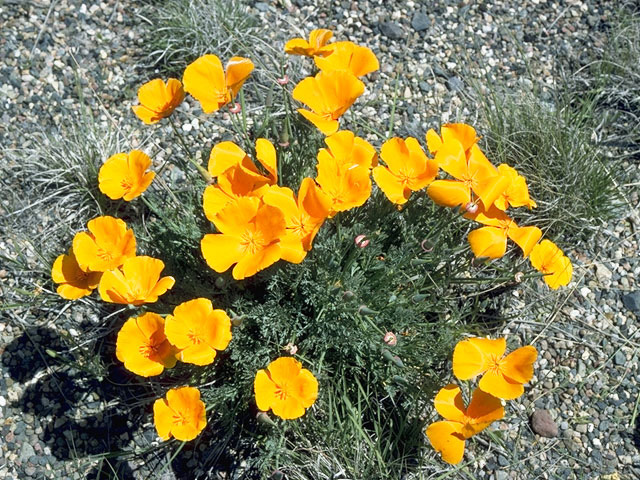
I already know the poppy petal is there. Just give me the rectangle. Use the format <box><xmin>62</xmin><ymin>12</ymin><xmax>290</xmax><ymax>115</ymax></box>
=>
<box><xmin>201</xmin><ymin>234</ymin><xmax>244</xmax><ymax>273</ymax></box>
<box><xmin>433</xmin><ymin>384</ymin><xmax>466</xmax><ymax>422</ymax></box>
<box><xmin>507</xmin><ymin>225</ymin><xmax>542</xmax><ymax>257</ymax></box>
<box><xmin>467</xmin><ymin>226</ymin><xmax>508</xmax><ymax>259</ymax></box>
<box><xmin>254</xmin><ymin>369</ymin><xmax>277</xmax><ymax>411</ymax></box>
<box><xmin>153</xmin><ymin>398</ymin><xmax>174</xmax><ymax>440</ymax></box>
<box><xmin>427</xmin><ymin>180</ymin><xmax>470</xmax><ymax>208</ymax></box>
<box><xmin>501</xmin><ymin>345</ymin><xmax>537</xmax><ymax>384</ymax></box>
<box><xmin>426</xmin><ymin>421</ymin><xmax>466</xmax><ymax>465</ymax></box>
<box><xmin>479</xmin><ymin>370</ymin><xmax>524</xmax><ymax>400</ymax></box>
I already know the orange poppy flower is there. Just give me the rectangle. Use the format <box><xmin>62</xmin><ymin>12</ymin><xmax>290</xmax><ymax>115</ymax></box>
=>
<box><xmin>315</xmin><ymin>132</ymin><xmax>376</xmax><ymax>215</ymax></box>
<box><xmin>131</xmin><ymin>78</ymin><xmax>185</xmax><ymax>124</ymax></box>
<box><xmin>452</xmin><ymin>337</ymin><xmax>537</xmax><ymax>400</ymax></box>
<box><xmin>201</xmin><ymin>196</ymin><xmax>286</xmax><ymax>280</ymax></box>
<box><xmin>164</xmin><ymin>298</ymin><xmax>232</xmax><ymax>366</ymax></box>
<box><xmin>314</xmin><ymin>41</ymin><xmax>379</xmax><ymax>77</ymax></box>
<box><xmin>153</xmin><ymin>386</ymin><xmax>207</xmax><ymax>441</ymax></box>
<box><xmin>372</xmin><ymin>137</ymin><xmax>438</xmax><ymax>205</ymax></box>
<box><xmin>529</xmin><ymin>239</ymin><xmax>573</xmax><ymax>289</ymax></box>
<box><xmin>493</xmin><ymin>164</ymin><xmax>537</xmax><ymax>210</ymax></box>
<box><xmin>183</xmin><ymin>54</ymin><xmax>254</xmax><ymax>114</ymax></box>
<box><xmin>72</xmin><ymin>216</ymin><xmax>136</xmax><ymax>272</ymax></box>
<box><xmin>115</xmin><ymin>312</ymin><xmax>177</xmax><ymax>377</ymax></box>
<box><xmin>98</xmin><ymin>256</ymin><xmax>175</xmax><ymax>305</ymax></box>
<box><xmin>427</xmin><ymin>141</ymin><xmax>509</xmax><ymax>210</ymax></box>
<box><xmin>466</xmin><ymin>205</ymin><xmax>542</xmax><ymax>259</ymax></box>
<box><xmin>254</xmin><ymin>357</ymin><xmax>318</xmax><ymax>420</ymax></box>
<box><xmin>261</xmin><ymin>179</ymin><xmax>332</xmax><ymax>262</ymax></box>
<box><xmin>292</xmin><ymin>70</ymin><xmax>365</xmax><ymax>135</ymax></box>
<box><xmin>426</xmin><ymin>384</ymin><xmax>504</xmax><ymax>464</ymax></box>
<box><xmin>284</xmin><ymin>29</ymin><xmax>334</xmax><ymax>57</ymax></box>
<box><xmin>203</xmin><ymin>139</ymin><xmax>277</xmax><ymax>222</ymax></box>
<box><xmin>51</xmin><ymin>248</ymin><xmax>102</xmax><ymax>300</ymax></box>
<box><xmin>425</xmin><ymin>123</ymin><xmax>479</xmax><ymax>156</ymax></box>
<box><xmin>98</xmin><ymin>150</ymin><xmax>155</xmax><ymax>201</ymax></box>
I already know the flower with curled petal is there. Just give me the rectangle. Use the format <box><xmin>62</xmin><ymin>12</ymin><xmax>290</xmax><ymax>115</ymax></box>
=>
<box><xmin>254</xmin><ymin>357</ymin><xmax>318</xmax><ymax>420</ymax></box>
<box><xmin>72</xmin><ymin>216</ymin><xmax>136</xmax><ymax>273</ymax></box>
<box><xmin>529</xmin><ymin>239</ymin><xmax>572</xmax><ymax>289</ymax></box>
<box><xmin>98</xmin><ymin>256</ymin><xmax>175</xmax><ymax>305</ymax></box>
<box><xmin>452</xmin><ymin>337</ymin><xmax>537</xmax><ymax>400</ymax></box>
<box><xmin>164</xmin><ymin>298</ymin><xmax>232</xmax><ymax>366</ymax></box>
<box><xmin>284</xmin><ymin>28</ymin><xmax>334</xmax><ymax>57</ymax></box>
<box><xmin>51</xmin><ymin>248</ymin><xmax>102</xmax><ymax>300</ymax></box>
<box><xmin>314</xmin><ymin>41</ymin><xmax>379</xmax><ymax>77</ymax></box>
<box><xmin>183</xmin><ymin>54</ymin><xmax>254</xmax><ymax>114</ymax></box>
<box><xmin>98</xmin><ymin>150</ymin><xmax>155</xmax><ymax>202</ymax></box>
<box><xmin>426</xmin><ymin>384</ymin><xmax>504</xmax><ymax>464</ymax></box>
<box><xmin>153</xmin><ymin>387</ymin><xmax>207</xmax><ymax>441</ymax></box>
<box><xmin>116</xmin><ymin>312</ymin><xmax>177</xmax><ymax>377</ymax></box>
<box><xmin>132</xmin><ymin>78</ymin><xmax>184</xmax><ymax>124</ymax></box>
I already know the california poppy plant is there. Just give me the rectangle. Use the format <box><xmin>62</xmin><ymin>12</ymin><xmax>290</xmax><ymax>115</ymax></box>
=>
<box><xmin>98</xmin><ymin>150</ymin><xmax>155</xmax><ymax>201</ymax></box>
<box><xmin>164</xmin><ymin>298</ymin><xmax>232</xmax><ymax>366</ymax></box>
<box><xmin>427</xmin><ymin>141</ymin><xmax>509</xmax><ymax>210</ymax></box>
<box><xmin>372</xmin><ymin>137</ymin><xmax>438</xmax><ymax>205</ymax></box>
<box><xmin>292</xmin><ymin>70</ymin><xmax>365</xmax><ymax>135</ymax></box>
<box><xmin>426</xmin><ymin>384</ymin><xmax>504</xmax><ymax>464</ymax></box>
<box><xmin>201</xmin><ymin>197</ymin><xmax>286</xmax><ymax>280</ymax></box>
<box><xmin>98</xmin><ymin>256</ymin><xmax>175</xmax><ymax>305</ymax></box>
<box><xmin>115</xmin><ymin>313</ymin><xmax>177</xmax><ymax>377</ymax></box>
<box><xmin>153</xmin><ymin>386</ymin><xmax>207</xmax><ymax>441</ymax></box>
<box><xmin>529</xmin><ymin>239</ymin><xmax>573</xmax><ymax>289</ymax></box>
<box><xmin>51</xmin><ymin>248</ymin><xmax>102</xmax><ymax>300</ymax></box>
<box><xmin>183</xmin><ymin>54</ymin><xmax>254</xmax><ymax>114</ymax></box>
<box><xmin>452</xmin><ymin>337</ymin><xmax>537</xmax><ymax>400</ymax></box>
<box><xmin>314</xmin><ymin>41</ymin><xmax>379</xmax><ymax>77</ymax></box>
<box><xmin>132</xmin><ymin>78</ymin><xmax>185</xmax><ymax>124</ymax></box>
<box><xmin>254</xmin><ymin>357</ymin><xmax>318</xmax><ymax>420</ymax></box>
<box><xmin>72</xmin><ymin>216</ymin><xmax>136</xmax><ymax>272</ymax></box>
<box><xmin>284</xmin><ymin>28</ymin><xmax>334</xmax><ymax>57</ymax></box>
<box><xmin>466</xmin><ymin>205</ymin><xmax>542</xmax><ymax>259</ymax></box>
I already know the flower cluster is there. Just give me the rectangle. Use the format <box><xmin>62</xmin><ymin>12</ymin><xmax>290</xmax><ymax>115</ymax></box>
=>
<box><xmin>427</xmin><ymin>337</ymin><xmax>537</xmax><ymax>464</ymax></box>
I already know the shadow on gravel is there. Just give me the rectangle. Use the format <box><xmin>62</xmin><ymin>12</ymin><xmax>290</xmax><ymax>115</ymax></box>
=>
<box><xmin>1</xmin><ymin>323</ymin><xmax>262</xmax><ymax>479</ymax></box>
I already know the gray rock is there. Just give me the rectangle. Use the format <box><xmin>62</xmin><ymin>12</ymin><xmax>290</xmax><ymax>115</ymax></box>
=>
<box><xmin>614</xmin><ymin>351</ymin><xmax>626</xmax><ymax>366</ymax></box>
<box><xmin>379</xmin><ymin>21</ymin><xmax>404</xmax><ymax>40</ymax></box>
<box><xmin>254</xmin><ymin>2</ymin><xmax>269</xmax><ymax>12</ymax></box>
<box><xmin>531</xmin><ymin>409</ymin><xmax>558</xmax><ymax>437</ymax></box>
<box><xmin>446</xmin><ymin>76</ymin><xmax>464</xmax><ymax>92</ymax></box>
<box><xmin>19</xmin><ymin>442</ymin><xmax>35</xmax><ymax>463</ymax></box>
<box><xmin>622</xmin><ymin>292</ymin><xmax>640</xmax><ymax>313</ymax></box>
<box><xmin>411</xmin><ymin>12</ymin><xmax>430</xmax><ymax>32</ymax></box>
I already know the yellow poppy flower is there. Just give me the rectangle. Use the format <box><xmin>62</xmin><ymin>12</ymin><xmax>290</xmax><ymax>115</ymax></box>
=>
<box><xmin>529</xmin><ymin>239</ymin><xmax>573</xmax><ymax>289</ymax></box>
<box><xmin>427</xmin><ymin>141</ymin><xmax>509</xmax><ymax>210</ymax></box>
<box><xmin>466</xmin><ymin>205</ymin><xmax>542</xmax><ymax>259</ymax></box>
<box><xmin>153</xmin><ymin>386</ymin><xmax>207</xmax><ymax>441</ymax></box>
<box><xmin>261</xmin><ymin>179</ymin><xmax>332</xmax><ymax>262</ymax></box>
<box><xmin>292</xmin><ymin>70</ymin><xmax>365</xmax><ymax>135</ymax></box>
<box><xmin>98</xmin><ymin>256</ymin><xmax>175</xmax><ymax>305</ymax></box>
<box><xmin>201</xmin><ymin>197</ymin><xmax>287</xmax><ymax>280</ymax></box>
<box><xmin>284</xmin><ymin>28</ymin><xmax>334</xmax><ymax>57</ymax></box>
<box><xmin>115</xmin><ymin>313</ymin><xmax>177</xmax><ymax>377</ymax></box>
<box><xmin>452</xmin><ymin>337</ymin><xmax>537</xmax><ymax>400</ymax></box>
<box><xmin>164</xmin><ymin>298</ymin><xmax>232</xmax><ymax>366</ymax></box>
<box><xmin>72</xmin><ymin>216</ymin><xmax>136</xmax><ymax>272</ymax></box>
<box><xmin>426</xmin><ymin>384</ymin><xmax>504</xmax><ymax>464</ymax></box>
<box><xmin>314</xmin><ymin>41</ymin><xmax>379</xmax><ymax>77</ymax></box>
<box><xmin>183</xmin><ymin>54</ymin><xmax>254</xmax><ymax>113</ymax></box>
<box><xmin>372</xmin><ymin>137</ymin><xmax>438</xmax><ymax>205</ymax></box>
<box><xmin>493</xmin><ymin>164</ymin><xmax>537</xmax><ymax>210</ymax></box>
<box><xmin>51</xmin><ymin>248</ymin><xmax>102</xmax><ymax>300</ymax></box>
<box><xmin>315</xmin><ymin>133</ymin><xmax>376</xmax><ymax>215</ymax></box>
<box><xmin>254</xmin><ymin>357</ymin><xmax>318</xmax><ymax>420</ymax></box>
<box><xmin>131</xmin><ymin>78</ymin><xmax>185</xmax><ymax>124</ymax></box>
<box><xmin>425</xmin><ymin>123</ymin><xmax>479</xmax><ymax>156</ymax></box>
<box><xmin>98</xmin><ymin>150</ymin><xmax>155</xmax><ymax>201</ymax></box>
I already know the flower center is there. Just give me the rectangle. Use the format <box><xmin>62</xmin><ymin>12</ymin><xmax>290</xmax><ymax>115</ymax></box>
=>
<box><xmin>187</xmin><ymin>330</ymin><xmax>202</xmax><ymax>345</ymax></box>
<box><xmin>139</xmin><ymin>342</ymin><xmax>159</xmax><ymax>359</ymax></box>
<box><xmin>172</xmin><ymin>410</ymin><xmax>189</xmax><ymax>426</ymax></box>
<box><xmin>97</xmin><ymin>248</ymin><xmax>113</xmax><ymax>262</ymax></box>
<box><xmin>274</xmin><ymin>383</ymin><xmax>289</xmax><ymax>401</ymax></box>
<box><xmin>240</xmin><ymin>230</ymin><xmax>265</xmax><ymax>255</ymax></box>
<box><xmin>488</xmin><ymin>354</ymin><xmax>503</xmax><ymax>374</ymax></box>
<box><xmin>120</xmin><ymin>177</ymin><xmax>133</xmax><ymax>191</ymax></box>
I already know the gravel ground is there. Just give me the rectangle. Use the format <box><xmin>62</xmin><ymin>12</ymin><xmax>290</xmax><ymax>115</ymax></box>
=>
<box><xmin>1</xmin><ymin>0</ymin><xmax>639</xmax><ymax>479</ymax></box>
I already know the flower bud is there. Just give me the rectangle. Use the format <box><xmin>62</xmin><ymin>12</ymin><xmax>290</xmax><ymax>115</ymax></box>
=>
<box><xmin>358</xmin><ymin>305</ymin><xmax>376</xmax><ymax>316</ymax></box>
<box><xmin>383</xmin><ymin>331</ymin><xmax>397</xmax><ymax>347</ymax></box>
<box><xmin>355</xmin><ymin>234</ymin><xmax>370</xmax><ymax>248</ymax></box>
<box><xmin>229</xmin><ymin>102</ymin><xmax>242</xmax><ymax>114</ymax></box>
<box><xmin>214</xmin><ymin>277</ymin><xmax>225</xmax><ymax>289</ymax></box>
<box><xmin>231</xmin><ymin>315</ymin><xmax>244</xmax><ymax>327</ymax></box>
<box><xmin>283</xmin><ymin>342</ymin><xmax>298</xmax><ymax>355</ymax></box>
<box><xmin>342</xmin><ymin>290</ymin><xmax>356</xmax><ymax>301</ymax></box>
<box><xmin>514</xmin><ymin>271</ymin><xmax>524</xmax><ymax>283</ymax></box>
<box><xmin>256</xmin><ymin>411</ymin><xmax>276</xmax><ymax>426</ymax></box>
<box><xmin>420</xmin><ymin>239</ymin><xmax>434</xmax><ymax>252</ymax></box>
<box><xmin>465</xmin><ymin>202</ymin><xmax>479</xmax><ymax>214</ymax></box>
<box><xmin>276</xmin><ymin>75</ymin><xmax>289</xmax><ymax>86</ymax></box>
